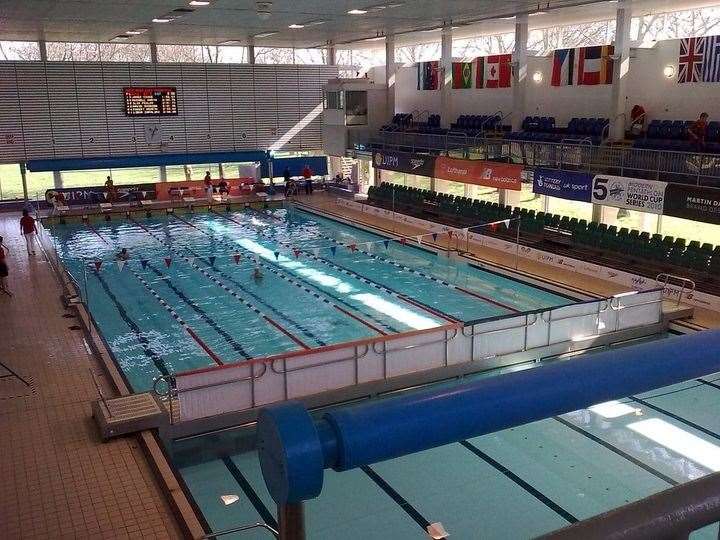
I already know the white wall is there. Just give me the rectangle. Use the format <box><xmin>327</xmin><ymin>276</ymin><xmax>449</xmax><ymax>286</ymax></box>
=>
<box><xmin>394</xmin><ymin>38</ymin><xmax>720</xmax><ymax>127</ymax></box>
<box><xmin>0</xmin><ymin>61</ymin><xmax>338</xmax><ymax>163</ymax></box>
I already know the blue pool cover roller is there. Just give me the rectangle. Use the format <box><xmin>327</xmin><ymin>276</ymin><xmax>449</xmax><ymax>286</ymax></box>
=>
<box><xmin>257</xmin><ymin>330</ymin><xmax>720</xmax><ymax>505</ymax></box>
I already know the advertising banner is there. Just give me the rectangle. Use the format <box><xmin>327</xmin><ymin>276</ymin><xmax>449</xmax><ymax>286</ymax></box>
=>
<box><xmin>590</xmin><ymin>174</ymin><xmax>667</xmax><ymax>214</ymax></box>
<box><xmin>532</xmin><ymin>168</ymin><xmax>593</xmax><ymax>202</ymax></box>
<box><xmin>663</xmin><ymin>183</ymin><xmax>720</xmax><ymax>225</ymax></box>
<box><xmin>372</xmin><ymin>150</ymin><xmax>437</xmax><ymax>178</ymax></box>
<box><xmin>434</xmin><ymin>157</ymin><xmax>522</xmax><ymax>190</ymax></box>
<box><xmin>45</xmin><ymin>183</ymin><xmax>157</xmax><ymax>206</ymax></box>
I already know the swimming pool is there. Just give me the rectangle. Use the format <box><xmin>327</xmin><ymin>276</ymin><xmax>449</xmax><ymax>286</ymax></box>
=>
<box><xmin>46</xmin><ymin>205</ymin><xmax>572</xmax><ymax>392</ymax></box>
<box><xmin>170</xmin><ymin>332</ymin><xmax>720</xmax><ymax>539</ymax></box>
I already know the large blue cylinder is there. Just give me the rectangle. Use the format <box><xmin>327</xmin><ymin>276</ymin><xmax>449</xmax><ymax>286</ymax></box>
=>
<box><xmin>258</xmin><ymin>331</ymin><xmax>720</xmax><ymax>504</ymax></box>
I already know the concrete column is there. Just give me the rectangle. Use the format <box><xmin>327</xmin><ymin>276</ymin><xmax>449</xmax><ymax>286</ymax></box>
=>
<box><xmin>38</xmin><ymin>40</ymin><xmax>48</xmax><ymax>62</ymax></box>
<box><xmin>592</xmin><ymin>203</ymin><xmax>603</xmax><ymax>224</ymax></box>
<box><xmin>149</xmin><ymin>42</ymin><xmax>159</xmax><ymax>63</ymax></box>
<box><xmin>609</xmin><ymin>0</ymin><xmax>632</xmax><ymax>141</ymax></box>
<box><xmin>19</xmin><ymin>163</ymin><xmax>28</xmax><ymax>200</ymax></box>
<box><xmin>159</xmin><ymin>166</ymin><xmax>167</xmax><ymax>182</ymax></box>
<box><xmin>512</xmin><ymin>14</ymin><xmax>529</xmax><ymax>132</ymax></box>
<box><xmin>248</xmin><ymin>39</ymin><xmax>255</xmax><ymax>65</ymax></box>
<box><xmin>52</xmin><ymin>170</ymin><xmax>62</xmax><ymax>189</ymax></box>
<box><xmin>440</xmin><ymin>25</ymin><xmax>453</xmax><ymax>129</ymax></box>
<box><xmin>385</xmin><ymin>35</ymin><xmax>396</xmax><ymax>120</ymax></box>
<box><xmin>327</xmin><ymin>42</ymin><xmax>336</xmax><ymax>66</ymax></box>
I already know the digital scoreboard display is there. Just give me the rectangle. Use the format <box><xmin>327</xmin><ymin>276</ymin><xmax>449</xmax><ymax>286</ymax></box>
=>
<box><xmin>123</xmin><ymin>87</ymin><xmax>178</xmax><ymax>116</ymax></box>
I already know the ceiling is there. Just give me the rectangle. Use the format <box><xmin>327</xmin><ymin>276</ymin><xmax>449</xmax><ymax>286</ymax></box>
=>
<box><xmin>0</xmin><ymin>0</ymin><xmax>716</xmax><ymax>49</ymax></box>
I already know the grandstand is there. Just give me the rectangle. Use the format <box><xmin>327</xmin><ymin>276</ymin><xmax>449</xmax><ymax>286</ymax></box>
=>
<box><xmin>3</xmin><ymin>1</ymin><xmax>720</xmax><ymax>540</ymax></box>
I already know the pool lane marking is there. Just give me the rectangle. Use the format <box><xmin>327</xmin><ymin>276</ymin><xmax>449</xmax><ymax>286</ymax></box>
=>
<box><xmin>254</xmin><ymin>208</ymin><xmax>521</xmax><ymax>314</ymax></box>
<box><xmin>84</xmin><ymin>221</ymin><xmax>110</xmax><ymax>245</ymax></box>
<box><xmin>459</xmin><ymin>440</ymin><xmax>579</xmax><ymax>524</ymax></box>
<box><xmin>553</xmin><ymin>416</ymin><xmax>679</xmax><ymax>486</ymax></box>
<box><xmin>127</xmin><ymin>266</ymin><xmax>225</xmax><ymax>365</ymax></box>
<box><xmin>697</xmin><ymin>378</ymin><xmax>720</xmax><ymax>391</ymax></box>
<box><xmin>360</xmin><ymin>465</ymin><xmax>432</xmax><ymax>532</ymax></box>
<box><xmin>92</xmin><ymin>270</ymin><xmax>171</xmax><ymax>378</ymax></box>
<box><xmin>144</xmin><ymin>263</ymin><xmax>253</xmax><ymax>359</ymax></box>
<box><xmin>211</xmin><ymin>210</ymin><xmax>458</xmax><ymax>324</ymax></box>
<box><xmin>630</xmin><ymin>396</ymin><xmax>720</xmax><ymax>442</ymax></box>
<box><xmin>169</xmin><ymin>213</ymin><xmax>395</xmax><ymax>336</ymax></box>
<box><xmin>130</xmin><ymin>217</ymin><xmax>319</xmax><ymax>348</ymax></box>
<box><xmin>221</xmin><ymin>456</ymin><xmax>278</xmax><ymax>531</ymax></box>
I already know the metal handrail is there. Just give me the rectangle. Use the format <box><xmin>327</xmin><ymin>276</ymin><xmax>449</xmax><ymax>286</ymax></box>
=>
<box><xmin>445</xmin><ymin>130</ymin><xmax>468</xmax><ymax>153</ymax></box>
<box><xmin>199</xmin><ymin>522</ymin><xmax>279</xmax><ymax>539</ymax></box>
<box><xmin>461</xmin><ymin>312</ymin><xmax>539</xmax><ymax>338</ymax></box>
<box><xmin>270</xmin><ymin>344</ymin><xmax>369</xmax><ymax>374</ymax></box>
<box><xmin>371</xmin><ymin>328</ymin><xmax>458</xmax><ymax>355</ymax></box>
<box><xmin>174</xmin><ymin>362</ymin><xmax>268</xmax><ymax>394</ymax></box>
<box><xmin>656</xmin><ymin>273</ymin><xmax>696</xmax><ymax>306</ymax></box>
<box><xmin>539</xmin><ymin>300</ymin><xmax>610</xmax><ymax>324</ymax></box>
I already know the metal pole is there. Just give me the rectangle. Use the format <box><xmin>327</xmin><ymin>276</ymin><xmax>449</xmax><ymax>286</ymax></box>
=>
<box><xmin>278</xmin><ymin>503</ymin><xmax>305</xmax><ymax>540</ymax></box>
<box><xmin>515</xmin><ymin>218</ymin><xmax>521</xmax><ymax>270</ymax></box>
<box><xmin>391</xmin><ymin>186</ymin><xmax>396</xmax><ymax>234</ymax></box>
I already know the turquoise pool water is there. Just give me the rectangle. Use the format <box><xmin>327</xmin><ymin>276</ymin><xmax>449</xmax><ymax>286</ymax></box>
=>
<box><xmin>171</xmin><ymin>333</ymin><xmax>720</xmax><ymax>539</ymax></box>
<box><xmin>46</xmin><ymin>206</ymin><xmax>571</xmax><ymax>392</ymax></box>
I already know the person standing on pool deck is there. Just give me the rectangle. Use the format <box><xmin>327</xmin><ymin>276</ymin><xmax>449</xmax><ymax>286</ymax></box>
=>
<box><xmin>204</xmin><ymin>171</ymin><xmax>213</xmax><ymax>200</ymax></box>
<box><xmin>0</xmin><ymin>235</ymin><xmax>10</xmax><ymax>294</ymax></box>
<box><xmin>302</xmin><ymin>164</ymin><xmax>313</xmax><ymax>195</ymax></box>
<box><xmin>19</xmin><ymin>209</ymin><xmax>38</xmax><ymax>256</ymax></box>
<box><xmin>105</xmin><ymin>175</ymin><xmax>117</xmax><ymax>202</ymax></box>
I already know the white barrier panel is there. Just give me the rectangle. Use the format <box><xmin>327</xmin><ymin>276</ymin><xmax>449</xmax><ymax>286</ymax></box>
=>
<box><xmin>174</xmin><ymin>287</ymin><xmax>663</xmax><ymax>423</ymax></box>
<box><xmin>338</xmin><ymin>199</ymin><xmax>720</xmax><ymax>312</ymax></box>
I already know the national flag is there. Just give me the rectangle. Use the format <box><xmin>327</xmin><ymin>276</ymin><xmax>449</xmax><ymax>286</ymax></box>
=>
<box><xmin>551</xmin><ymin>48</ymin><xmax>576</xmax><ymax>86</ymax></box>
<box><xmin>417</xmin><ymin>61</ymin><xmax>440</xmax><ymax>90</ymax></box>
<box><xmin>702</xmin><ymin>35</ymin><xmax>720</xmax><ymax>82</ymax></box>
<box><xmin>679</xmin><ymin>37</ymin><xmax>705</xmax><ymax>84</ymax></box>
<box><xmin>474</xmin><ymin>57</ymin><xmax>484</xmax><ymax>88</ymax></box>
<box><xmin>576</xmin><ymin>45</ymin><xmax>614</xmax><ymax>85</ymax></box>
<box><xmin>483</xmin><ymin>54</ymin><xmax>512</xmax><ymax>88</ymax></box>
<box><xmin>452</xmin><ymin>62</ymin><xmax>473</xmax><ymax>89</ymax></box>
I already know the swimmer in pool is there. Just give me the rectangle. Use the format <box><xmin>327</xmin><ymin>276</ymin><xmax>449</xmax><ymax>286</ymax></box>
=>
<box><xmin>115</xmin><ymin>248</ymin><xmax>130</xmax><ymax>261</ymax></box>
<box><xmin>252</xmin><ymin>266</ymin><xmax>263</xmax><ymax>283</ymax></box>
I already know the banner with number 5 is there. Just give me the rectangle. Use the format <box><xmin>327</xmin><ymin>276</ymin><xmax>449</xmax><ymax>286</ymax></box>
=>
<box><xmin>590</xmin><ymin>174</ymin><xmax>667</xmax><ymax>215</ymax></box>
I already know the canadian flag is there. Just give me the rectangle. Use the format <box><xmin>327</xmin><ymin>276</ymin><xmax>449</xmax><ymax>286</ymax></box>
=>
<box><xmin>484</xmin><ymin>54</ymin><xmax>512</xmax><ymax>88</ymax></box>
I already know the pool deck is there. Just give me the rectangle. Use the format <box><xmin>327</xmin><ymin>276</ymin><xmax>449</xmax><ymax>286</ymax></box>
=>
<box><xmin>0</xmin><ymin>212</ymin><xmax>184</xmax><ymax>539</ymax></box>
<box><xmin>1</xmin><ymin>193</ymin><xmax>719</xmax><ymax>539</ymax></box>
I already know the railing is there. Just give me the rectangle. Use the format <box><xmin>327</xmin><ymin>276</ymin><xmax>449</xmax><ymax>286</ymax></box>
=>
<box><xmin>539</xmin><ymin>470</ymin><xmax>720</xmax><ymax>540</ymax></box>
<box><xmin>365</xmin><ymin>131</ymin><xmax>720</xmax><ymax>185</ymax></box>
<box><xmin>167</xmin><ymin>289</ymin><xmax>664</xmax><ymax>424</ymax></box>
<box><xmin>656</xmin><ymin>273</ymin><xmax>697</xmax><ymax>306</ymax></box>
<box><xmin>199</xmin><ymin>522</ymin><xmax>279</xmax><ymax>539</ymax></box>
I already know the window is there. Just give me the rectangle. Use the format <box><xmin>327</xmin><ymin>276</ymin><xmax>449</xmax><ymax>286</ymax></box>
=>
<box><xmin>0</xmin><ymin>41</ymin><xmax>40</xmax><ymax>61</ymax></box>
<box><xmin>254</xmin><ymin>47</ymin><xmax>294</xmax><ymax>64</ymax></box>
<box><xmin>468</xmin><ymin>186</ymin><xmax>500</xmax><ymax>204</ymax></box>
<box><xmin>405</xmin><ymin>174</ymin><xmax>431</xmax><ymax>190</ymax></box>
<box><xmin>660</xmin><ymin>215</ymin><xmax>720</xmax><ymax>246</ymax></box>
<box><xmin>507</xmin><ymin>183</ymin><xmax>544</xmax><ymax>212</ymax></box>
<box><xmin>435</xmin><ymin>179</ymin><xmax>466</xmax><ymax>197</ymax></box>
<box><xmin>0</xmin><ymin>164</ymin><xmax>25</xmax><ymax>200</ymax></box>
<box><xmin>380</xmin><ymin>170</ymin><xmax>405</xmax><ymax>187</ymax></box>
<box><xmin>157</xmin><ymin>45</ymin><xmax>246</xmax><ymax>63</ymax></box>
<box><xmin>47</xmin><ymin>42</ymin><xmax>100</xmax><ymax>62</ymax></box>
<box><xmin>25</xmin><ymin>170</ymin><xmax>56</xmax><ymax>201</ymax></box>
<box><xmin>345</xmin><ymin>91</ymin><xmax>367</xmax><ymax>125</ymax></box>
<box><xmin>547</xmin><ymin>198</ymin><xmax>593</xmax><ymax>221</ymax></box>
<box><xmin>601</xmin><ymin>206</ymin><xmax>659</xmax><ymax>234</ymax></box>
<box><xmin>452</xmin><ymin>33</ymin><xmax>515</xmax><ymax>59</ymax></box>
<box><xmin>293</xmin><ymin>48</ymin><xmax>326</xmax><ymax>65</ymax></box>
<box><xmin>324</xmin><ymin>91</ymin><xmax>343</xmax><ymax>110</ymax></box>
<box><xmin>61</xmin><ymin>169</ymin><xmax>112</xmax><ymax>189</ymax></box>
<box><xmin>99</xmin><ymin>43</ymin><xmax>151</xmax><ymax>62</ymax></box>
<box><xmin>395</xmin><ymin>42</ymin><xmax>441</xmax><ymax>65</ymax></box>
<box><xmin>107</xmin><ymin>167</ymin><xmax>159</xmax><ymax>185</ymax></box>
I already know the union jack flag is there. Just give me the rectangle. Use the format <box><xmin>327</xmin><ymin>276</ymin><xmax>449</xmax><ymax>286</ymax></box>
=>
<box><xmin>678</xmin><ymin>37</ymin><xmax>705</xmax><ymax>83</ymax></box>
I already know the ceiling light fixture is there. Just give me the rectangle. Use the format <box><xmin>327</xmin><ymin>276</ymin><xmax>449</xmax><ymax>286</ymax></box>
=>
<box><xmin>530</xmin><ymin>11</ymin><xmax>547</xmax><ymax>16</ymax></box>
<box><xmin>304</xmin><ymin>20</ymin><xmax>326</xmax><ymax>26</ymax></box>
<box><xmin>111</xmin><ymin>35</ymin><xmax>130</xmax><ymax>42</ymax></box>
<box><xmin>152</xmin><ymin>18</ymin><xmax>172</xmax><ymax>23</ymax></box>
<box><xmin>220</xmin><ymin>40</ymin><xmax>242</xmax><ymax>45</ymax></box>
<box><xmin>288</xmin><ymin>23</ymin><xmax>305</xmax><ymax>29</ymax></box>
<box><xmin>126</xmin><ymin>28</ymin><xmax>148</xmax><ymax>35</ymax></box>
<box><xmin>254</xmin><ymin>31</ymin><xmax>278</xmax><ymax>38</ymax></box>
<box><xmin>189</xmin><ymin>0</ymin><xmax>211</xmax><ymax>5</ymax></box>
<box><xmin>348</xmin><ymin>9</ymin><xmax>368</xmax><ymax>15</ymax></box>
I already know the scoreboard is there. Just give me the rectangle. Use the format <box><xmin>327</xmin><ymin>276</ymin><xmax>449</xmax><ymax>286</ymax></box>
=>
<box><xmin>124</xmin><ymin>87</ymin><xmax>178</xmax><ymax>116</ymax></box>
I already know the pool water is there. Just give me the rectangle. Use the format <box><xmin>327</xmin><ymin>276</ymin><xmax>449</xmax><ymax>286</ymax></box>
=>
<box><xmin>171</xmin><ymin>333</ymin><xmax>720</xmax><ymax>539</ymax></box>
<box><xmin>47</xmin><ymin>206</ymin><xmax>571</xmax><ymax>392</ymax></box>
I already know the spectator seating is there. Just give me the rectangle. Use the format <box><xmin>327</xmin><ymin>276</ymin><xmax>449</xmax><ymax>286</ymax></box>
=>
<box><xmin>634</xmin><ymin>119</ymin><xmax>720</xmax><ymax>153</ymax></box>
<box><xmin>367</xmin><ymin>182</ymin><xmax>719</xmax><ymax>276</ymax></box>
<box><xmin>450</xmin><ymin>114</ymin><xmax>503</xmax><ymax>135</ymax></box>
<box><xmin>506</xmin><ymin>116</ymin><xmax>608</xmax><ymax>145</ymax></box>
<box><xmin>380</xmin><ymin>113</ymin><xmax>445</xmax><ymax>135</ymax></box>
